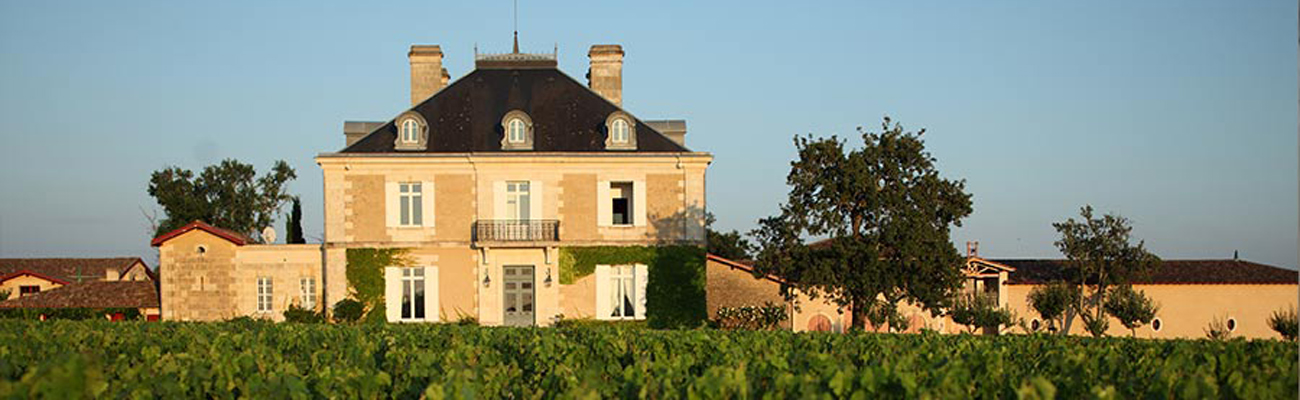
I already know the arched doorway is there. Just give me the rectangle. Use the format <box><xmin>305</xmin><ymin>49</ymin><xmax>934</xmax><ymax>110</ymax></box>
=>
<box><xmin>808</xmin><ymin>314</ymin><xmax>832</xmax><ymax>332</ymax></box>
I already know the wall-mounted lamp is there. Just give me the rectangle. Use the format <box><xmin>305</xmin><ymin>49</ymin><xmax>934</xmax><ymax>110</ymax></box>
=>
<box><xmin>544</xmin><ymin>268</ymin><xmax>553</xmax><ymax>287</ymax></box>
<box><xmin>482</xmin><ymin>272</ymin><xmax>491</xmax><ymax>287</ymax></box>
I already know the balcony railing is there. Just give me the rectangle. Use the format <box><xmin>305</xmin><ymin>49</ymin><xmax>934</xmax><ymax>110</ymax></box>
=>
<box><xmin>474</xmin><ymin>220</ymin><xmax>560</xmax><ymax>243</ymax></box>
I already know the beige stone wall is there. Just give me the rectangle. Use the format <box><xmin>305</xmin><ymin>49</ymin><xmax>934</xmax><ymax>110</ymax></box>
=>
<box><xmin>560</xmin><ymin>274</ymin><xmax>597</xmax><ymax>319</ymax></box>
<box><xmin>0</xmin><ymin>275</ymin><xmax>64</xmax><ymax>300</ymax></box>
<box><xmin>317</xmin><ymin>154</ymin><xmax>711</xmax><ymax>247</ymax></box>
<box><xmin>1005</xmin><ymin>283</ymin><xmax>1299</xmax><ymax>339</ymax></box>
<box><xmin>233</xmin><ymin>244</ymin><xmax>324</xmax><ymax>321</ymax></box>
<box><xmin>559</xmin><ymin>174</ymin><xmax>598</xmax><ymax>241</ymax></box>
<box><xmin>403</xmin><ymin>246</ymin><xmax>479</xmax><ymax>321</ymax></box>
<box><xmin>705</xmin><ymin>258</ymin><xmax>788</xmax><ymax>327</ymax></box>
<box><xmin>477</xmin><ymin>247</ymin><xmax>559</xmax><ymax>326</ymax></box>
<box><xmin>158</xmin><ymin>230</ymin><xmax>241</xmax><ymax>321</ymax></box>
<box><xmin>158</xmin><ymin>230</ymin><xmax>324</xmax><ymax>322</ymax></box>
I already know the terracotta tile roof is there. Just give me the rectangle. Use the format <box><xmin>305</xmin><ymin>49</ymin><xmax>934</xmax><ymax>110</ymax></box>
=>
<box><xmin>338</xmin><ymin>68</ymin><xmax>691</xmax><ymax>154</ymax></box>
<box><xmin>150</xmin><ymin>220</ymin><xmax>251</xmax><ymax>247</ymax></box>
<box><xmin>996</xmin><ymin>259</ymin><xmax>1298</xmax><ymax>285</ymax></box>
<box><xmin>707</xmin><ymin>253</ymin><xmax>786</xmax><ymax>284</ymax></box>
<box><xmin>0</xmin><ymin>281</ymin><xmax>159</xmax><ymax>309</ymax></box>
<box><xmin>0</xmin><ymin>257</ymin><xmax>147</xmax><ymax>284</ymax></box>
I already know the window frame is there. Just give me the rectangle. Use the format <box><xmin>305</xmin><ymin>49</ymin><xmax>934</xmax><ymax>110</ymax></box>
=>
<box><xmin>499</xmin><ymin>110</ymin><xmax>534</xmax><ymax>150</ymax></box>
<box><xmin>256</xmin><ymin>277</ymin><xmax>273</xmax><ymax>312</ymax></box>
<box><xmin>18</xmin><ymin>285</ymin><xmax>40</xmax><ymax>297</ymax></box>
<box><xmin>400</xmin><ymin>267</ymin><xmax>426</xmax><ymax>321</ymax></box>
<box><xmin>610</xmin><ymin>181</ymin><xmax>633</xmax><ymax>226</ymax></box>
<box><xmin>608</xmin><ymin>265</ymin><xmax>638</xmax><ymax>320</ymax></box>
<box><xmin>401</xmin><ymin>119</ymin><xmax>419</xmax><ymax>143</ymax></box>
<box><xmin>299</xmin><ymin>277</ymin><xmax>317</xmax><ymax>310</ymax></box>
<box><xmin>393</xmin><ymin>111</ymin><xmax>429</xmax><ymax>151</ymax></box>
<box><xmin>505</xmin><ymin>181</ymin><xmax>531</xmax><ymax>221</ymax></box>
<box><xmin>398</xmin><ymin>182</ymin><xmax>423</xmax><ymax>227</ymax></box>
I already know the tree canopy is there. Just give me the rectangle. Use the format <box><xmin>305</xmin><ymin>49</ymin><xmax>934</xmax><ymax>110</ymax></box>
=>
<box><xmin>1052</xmin><ymin>205</ymin><xmax>1159</xmax><ymax>336</ymax></box>
<box><xmin>705</xmin><ymin>212</ymin><xmax>754</xmax><ymax>261</ymax></box>
<box><xmin>148</xmin><ymin>159</ymin><xmax>297</xmax><ymax>242</ymax></box>
<box><xmin>752</xmin><ymin>117</ymin><xmax>973</xmax><ymax>329</ymax></box>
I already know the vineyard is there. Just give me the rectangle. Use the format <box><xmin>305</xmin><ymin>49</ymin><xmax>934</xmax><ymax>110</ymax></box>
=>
<box><xmin>0</xmin><ymin>321</ymin><xmax>1294</xmax><ymax>399</ymax></box>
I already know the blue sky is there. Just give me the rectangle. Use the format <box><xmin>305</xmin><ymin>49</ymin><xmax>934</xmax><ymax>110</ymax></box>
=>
<box><xmin>0</xmin><ymin>1</ymin><xmax>1295</xmax><ymax>268</ymax></box>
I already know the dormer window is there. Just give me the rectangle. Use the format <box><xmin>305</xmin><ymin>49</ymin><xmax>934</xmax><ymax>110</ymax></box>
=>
<box><xmin>500</xmin><ymin>110</ymin><xmax>534</xmax><ymax>150</ymax></box>
<box><xmin>604</xmin><ymin>112</ymin><xmax>637</xmax><ymax>150</ymax></box>
<box><xmin>393</xmin><ymin>111</ymin><xmax>428</xmax><ymax>151</ymax></box>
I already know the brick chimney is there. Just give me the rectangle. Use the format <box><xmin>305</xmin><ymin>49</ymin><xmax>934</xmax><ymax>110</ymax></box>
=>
<box><xmin>409</xmin><ymin>45</ymin><xmax>448</xmax><ymax>106</ymax></box>
<box><xmin>587</xmin><ymin>44</ymin><xmax>624</xmax><ymax>107</ymax></box>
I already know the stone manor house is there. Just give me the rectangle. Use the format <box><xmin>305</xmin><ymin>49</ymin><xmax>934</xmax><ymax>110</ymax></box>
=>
<box><xmin>143</xmin><ymin>41</ymin><xmax>1297</xmax><ymax>338</ymax></box>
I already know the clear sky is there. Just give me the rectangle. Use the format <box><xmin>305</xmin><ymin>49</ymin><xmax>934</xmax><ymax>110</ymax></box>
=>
<box><xmin>0</xmin><ymin>1</ymin><xmax>1295</xmax><ymax>268</ymax></box>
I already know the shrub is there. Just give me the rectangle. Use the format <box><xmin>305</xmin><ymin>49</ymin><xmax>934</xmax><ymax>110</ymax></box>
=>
<box><xmin>949</xmin><ymin>292</ymin><xmax>1013</xmax><ymax>334</ymax></box>
<box><xmin>1082</xmin><ymin>316</ymin><xmax>1110</xmax><ymax>338</ymax></box>
<box><xmin>1205</xmin><ymin>316</ymin><xmax>1232</xmax><ymax>340</ymax></box>
<box><xmin>714</xmin><ymin>302</ymin><xmax>788</xmax><ymax>330</ymax></box>
<box><xmin>283</xmin><ymin>305</ymin><xmax>325</xmax><ymax>323</ymax></box>
<box><xmin>332</xmin><ymin>299</ymin><xmax>365</xmax><ymax>323</ymax></box>
<box><xmin>1027</xmin><ymin>282</ymin><xmax>1078</xmax><ymax>334</ymax></box>
<box><xmin>1268</xmin><ymin>306</ymin><xmax>1297</xmax><ymax>341</ymax></box>
<box><xmin>1103</xmin><ymin>285</ymin><xmax>1158</xmax><ymax>336</ymax></box>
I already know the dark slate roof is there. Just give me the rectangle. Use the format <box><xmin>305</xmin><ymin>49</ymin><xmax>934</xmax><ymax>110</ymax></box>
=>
<box><xmin>0</xmin><ymin>258</ymin><xmax>148</xmax><ymax>284</ymax></box>
<box><xmin>0</xmin><ymin>281</ymin><xmax>160</xmax><ymax>309</ymax></box>
<box><xmin>340</xmin><ymin>68</ymin><xmax>691</xmax><ymax>153</ymax></box>
<box><xmin>996</xmin><ymin>259</ymin><xmax>1298</xmax><ymax>285</ymax></box>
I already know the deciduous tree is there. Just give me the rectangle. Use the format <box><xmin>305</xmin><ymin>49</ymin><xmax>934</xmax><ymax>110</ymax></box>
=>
<box><xmin>148</xmin><ymin>159</ymin><xmax>296</xmax><ymax>242</ymax></box>
<box><xmin>752</xmin><ymin>117</ymin><xmax>973</xmax><ymax>329</ymax></box>
<box><xmin>1103</xmin><ymin>284</ymin><xmax>1158</xmax><ymax>336</ymax></box>
<box><xmin>1052</xmin><ymin>205</ymin><xmax>1159</xmax><ymax>337</ymax></box>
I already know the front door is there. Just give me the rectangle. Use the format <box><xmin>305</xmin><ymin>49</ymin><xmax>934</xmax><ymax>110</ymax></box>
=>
<box><xmin>503</xmin><ymin>265</ymin><xmax>535</xmax><ymax>326</ymax></box>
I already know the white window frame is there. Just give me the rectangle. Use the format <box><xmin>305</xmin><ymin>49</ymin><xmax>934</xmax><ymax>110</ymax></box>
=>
<box><xmin>611</xmin><ymin>119</ymin><xmax>629</xmax><ymax>143</ymax></box>
<box><xmin>400</xmin><ymin>267</ymin><xmax>427</xmax><ymax>321</ymax></box>
<box><xmin>508</xmin><ymin>118</ymin><xmax>526</xmax><ymax>144</ymax></box>
<box><xmin>597</xmin><ymin>264</ymin><xmax>647</xmax><ymax>321</ymax></box>
<box><xmin>300</xmin><ymin>277</ymin><xmax>316</xmax><ymax>310</ymax></box>
<box><xmin>505</xmin><ymin>181</ymin><xmax>531</xmax><ymax>220</ymax></box>
<box><xmin>256</xmin><ymin>277</ymin><xmax>273</xmax><ymax>312</ymax></box>
<box><xmin>609</xmin><ymin>181</ymin><xmax>633</xmax><ymax>226</ymax></box>
<box><xmin>399</xmin><ymin>182</ymin><xmax>423</xmax><ymax>227</ymax></box>
<box><xmin>401</xmin><ymin>119</ymin><xmax>418</xmax><ymax>143</ymax></box>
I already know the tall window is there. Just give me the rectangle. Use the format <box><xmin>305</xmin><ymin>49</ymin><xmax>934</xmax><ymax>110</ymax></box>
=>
<box><xmin>19</xmin><ymin>286</ymin><xmax>40</xmax><ymax>297</ymax></box>
<box><xmin>257</xmin><ymin>277</ymin><xmax>273</xmax><ymax>312</ymax></box>
<box><xmin>610</xmin><ymin>182</ymin><xmax>632</xmax><ymax>225</ymax></box>
<box><xmin>508</xmin><ymin>118</ymin><xmax>526</xmax><ymax>144</ymax></box>
<box><xmin>609</xmin><ymin>265</ymin><xmax>638</xmax><ymax>319</ymax></box>
<box><xmin>300</xmin><ymin>277</ymin><xmax>316</xmax><ymax>310</ymax></box>
<box><xmin>401</xmin><ymin>119</ymin><xmax>419</xmax><ymax>143</ymax></box>
<box><xmin>401</xmin><ymin>267</ymin><xmax>426</xmax><ymax>320</ymax></box>
<box><xmin>399</xmin><ymin>182</ymin><xmax>423</xmax><ymax>226</ymax></box>
<box><xmin>506</xmin><ymin>181</ymin><xmax>531</xmax><ymax>220</ymax></box>
<box><xmin>611</xmin><ymin>119</ymin><xmax>630</xmax><ymax>143</ymax></box>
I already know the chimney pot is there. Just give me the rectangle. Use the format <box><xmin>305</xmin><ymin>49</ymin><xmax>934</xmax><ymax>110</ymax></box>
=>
<box><xmin>587</xmin><ymin>44</ymin><xmax>624</xmax><ymax>107</ymax></box>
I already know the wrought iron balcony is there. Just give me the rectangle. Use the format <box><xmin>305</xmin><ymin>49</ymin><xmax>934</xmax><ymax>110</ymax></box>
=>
<box><xmin>474</xmin><ymin>220</ymin><xmax>560</xmax><ymax>243</ymax></box>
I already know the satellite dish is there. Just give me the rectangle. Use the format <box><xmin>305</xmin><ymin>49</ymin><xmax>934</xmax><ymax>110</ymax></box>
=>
<box><xmin>261</xmin><ymin>227</ymin><xmax>277</xmax><ymax>244</ymax></box>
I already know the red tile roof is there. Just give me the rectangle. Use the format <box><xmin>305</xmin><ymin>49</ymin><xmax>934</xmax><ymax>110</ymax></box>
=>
<box><xmin>0</xmin><ymin>257</ymin><xmax>147</xmax><ymax>284</ymax></box>
<box><xmin>150</xmin><ymin>220</ymin><xmax>251</xmax><ymax>247</ymax></box>
<box><xmin>707</xmin><ymin>253</ymin><xmax>787</xmax><ymax>284</ymax></box>
<box><xmin>997</xmin><ymin>259</ymin><xmax>1298</xmax><ymax>285</ymax></box>
<box><xmin>0</xmin><ymin>281</ymin><xmax>159</xmax><ymax>309</ymax></box>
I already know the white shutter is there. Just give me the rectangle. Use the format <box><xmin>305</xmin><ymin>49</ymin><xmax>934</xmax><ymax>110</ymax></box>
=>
<box><xmin>384</xmin><ymin>267</ymin><xmax>400</xmax><ymax>322</ymax></box>
<box><xmin>529</xmin><ymin>180</ymin><xmax>543</xmax><ymax>220</ymax></box>
<box><xmin>422</xmin><ymin>181</ymin><xmax>435</xmax><ymax>227</ymax></box>
<box><xmin>633</xmin><ymin>180</ymin><xmax>648</xmax><ymax>227</ymax></box>
<box><xmin>594</xmin><ymin>264</ymin><xmax>610</xmax><ymax>320</ymax></box>
<box><xmin>596</xmin><ymin>181</ymin><xmax>611</xmax><ymax>227</ymax></box>
<box><xmin>493</xmin><ymin>181</ymin><xmax>506</xmax><ymax>219</ymax></box>
<box><xmin>425</xmin><ymin>266</ymin><xmax>440</xmax><ymax>322</ymax></box>
<box><xmin>385</xmin><ymin>181</ymin><xmax>399</xmax><ymax>228</ymax></box>
<box><xmin>634</xmin><ymin>264</ymin><xmax>649</xmax><ymax>320</ymax></box>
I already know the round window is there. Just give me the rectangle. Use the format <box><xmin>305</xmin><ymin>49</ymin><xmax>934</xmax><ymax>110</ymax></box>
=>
<box><xmin>1227</xmin><ymin>318</ymin><xmax>1237</xmax><ymax>332</ymax></box>
<box><xmin>1151</xmin><ymin>318</ymin><xmax>1162</xmax><ymax>332</ymax></box>
<box><xmin>1030</xmin><ymin>319</ymin><xmax>1042</xmax><ymax>332</ymax></box>
<box><xmin>196</xmin><ymin>245</ymin><xmax>207</xmax><ymax>255</ymax></box>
